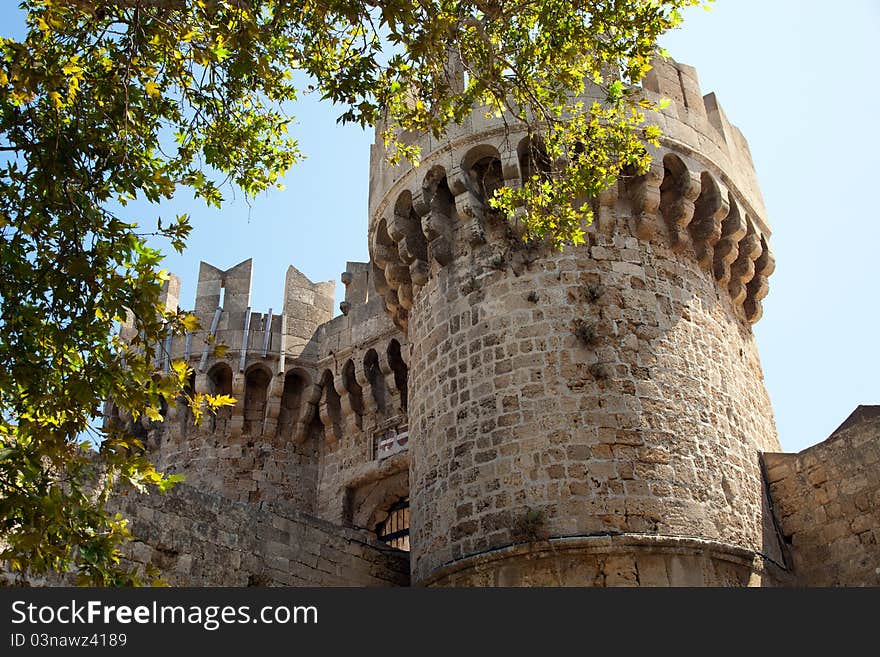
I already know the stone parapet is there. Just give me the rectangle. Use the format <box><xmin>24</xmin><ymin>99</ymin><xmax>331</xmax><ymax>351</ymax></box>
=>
<box><xmin>367</xmin><ymin>56</ymin><xmax>774</xmax><ymax>332</ymax></box>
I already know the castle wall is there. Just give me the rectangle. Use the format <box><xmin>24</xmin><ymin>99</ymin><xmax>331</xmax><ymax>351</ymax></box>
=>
<box><xmin>130</xmin><ymin>260</ymin><xmax>411</xmax><ymax>543</ymax></box>
<box><xmin>153</xmin><ymin>401</ymin><xmax>321</xmax><ymax>510</ymax></box>
<box><xmin>114</xmin><ymin>484</ymin><xmax>409</xmax><ymax>587</ymax></box>
<box><xmin>764</xmin><ymin>406</ymin><xmax>880</xmax><ymax>586</ymax></box>
<box><xmin>308</xmin><ymin>271</ymin><xmax>410</xmax><ymax>527</ymax></box>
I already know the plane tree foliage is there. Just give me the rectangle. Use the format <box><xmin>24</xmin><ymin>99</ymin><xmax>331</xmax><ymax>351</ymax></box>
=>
<box><xmin>0</xmin><ymin>0</ymin><xmax>702</xmax><ymax>584</ymax></box>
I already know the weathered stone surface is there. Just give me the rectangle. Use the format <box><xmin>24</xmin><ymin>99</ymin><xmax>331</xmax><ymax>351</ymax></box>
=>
<box><xmin>112</xmin><ymin>484</ymin><xmax>408</xmax><ymax>587</ymax></box>
<box><xmin>764</xmin><ymin>406</ymin><xmax>880</xmax><ymax>586</ymax></box>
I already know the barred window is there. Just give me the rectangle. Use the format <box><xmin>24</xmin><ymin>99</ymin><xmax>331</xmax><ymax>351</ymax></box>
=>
<box><xmin>376</xmin><ymin>498</ymin><xmax>410</xmax><ymax>552</ymax></box>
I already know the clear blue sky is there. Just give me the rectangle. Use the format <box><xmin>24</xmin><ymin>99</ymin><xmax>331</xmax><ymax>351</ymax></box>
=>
<box><xmin>1</xmin><ymin>1</ymin><xmax>878</xmax><ymax>453</ymax></box>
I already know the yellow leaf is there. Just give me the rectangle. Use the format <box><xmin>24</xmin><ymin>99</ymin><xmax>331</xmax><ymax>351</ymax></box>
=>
<box><xmin>206</xmin><ymin>394</ymin><xmax>236</xmax><ymax>410</ymax></box>
<box><xmin>171</xmin><ymin>359</ymin><xmax>189</xmax><ymax>378</ymax></box>
<box><xmin>145</xmin><ymin>81</ymin><xmax>160</xmax><ymax>97</ymax></box>
<box><xmin>48</xmin><ymin>91</ymin><xmax>62</xmax><ymax>109</ymax></box>
<box><xmin>180</xmin><ymin>314</ymin><xmax>200</xmax><ymax>331</ymax></box>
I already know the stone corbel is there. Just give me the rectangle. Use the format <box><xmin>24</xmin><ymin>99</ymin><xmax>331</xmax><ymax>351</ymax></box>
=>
<box><xmin>449</xmin><ymin>167</ymin><xmax>486</xmax><ymax>245</ymax></box>
<box><xmin>660</xmin><ymin>166</ymin><xmax>700</xmax><ymax>252</ymax></box>
<box><xmin>318</xmin><ymin>385</ymin><xmax>344</xmax><ymax>445</ymax></box>
<box><xmin>388</xmin><ymin>205</ymin><xmax>429</xmax><ymax>288</ymax></box>
<box><xmin>501</xmin><ymin>152</ymin><xmax>521</xmax><ymax>191</ymax></box>
<box><xmin>744</xmin><ymin>238</ymin><xmax>775</xmax><ymax>324</ymax></box>
<box><xmin>713</xmin><ymin>195</ymin><xmax>747</xmax><ymax>287</ymax></box>
<box><xmin>262</xmin><ymin>373</ymin><xmax>283</xmax><ymax>437</ymax></box>
<box><xmin>597</xmin><ymin>180</ymin><xmax>619</xmax><ymax>235</ymax></box>
<box><xmin>626</xmin><ymin>159</ymin><xmax>664</xmax><ymax>240</ymax></box>
<box><xmin>728</xmin><ymin>218</ymin><xmax>761</xmax><ymax>306</ymax></box>
<box><xmin>353</xmin><ymin>359</ymin><xmax>379</xmax><ymax>417</ymax></box>
<box><xmin>292</xmin><ymin>384</ymin><xmax>322</xmax><ymax>445</ymax></box>
<box><xmin>228</xmin><ymin>371</ymin><xmax>246</xmax><ymax>439</ymax></box>
<box><xmin>690</xmin><ymin>174</ymin><xmax>729</xmax><ymax>271</ymax></box>
<box><xmin>334</xmin><ymin>372</ymin><xmax>363</xmax><ymax>433</ymax></box>
<box><xmin>420</xmin><ymin>202</ymin><xmax>454</xmax><ymax>267</ymax></box>
<box><xmin>377</xmin><ymin>350</ymin><xmax>404</xmax><ymax>416</ymax></box>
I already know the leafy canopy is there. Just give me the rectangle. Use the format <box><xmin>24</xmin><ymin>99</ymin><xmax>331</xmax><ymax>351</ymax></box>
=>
<box><xmin>0</xmin><ymin>0</ymin><xmax>703</xmax><ymax>584</ymax></box>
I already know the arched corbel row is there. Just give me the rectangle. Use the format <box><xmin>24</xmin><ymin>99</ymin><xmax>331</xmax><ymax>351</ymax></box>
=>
<box><xmin>370</xmin><ymin>138</ymin><xmax>775</xmax><ymax>326</ymax></box>
<box><xmin>728</xmin><ymin>217</ymin><xmax>762</xmax><ymax>306</ymax></box>
<box><xmin>744</xmin><ymin>236</ymin><xmax>775</xmax><ymax>324</ymax></box>
<box><xmin>659</xmin><ymin>153</ymin><xmax>700</xmax><ymax>252</ymax></box>
<box><xmin>690</xmin><ymin>172</ymin><xmax>728</xmax><ymax>271</ymax></box>
<box><xmin>713</xmin><ymin>195</ymin><xmax>747</xmax><ymax>287</ymax></box>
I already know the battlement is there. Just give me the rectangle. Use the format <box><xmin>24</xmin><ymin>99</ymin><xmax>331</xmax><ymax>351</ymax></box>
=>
<box><xmin>133</xmin><ymin>259</ymin><xmax>337</xmax><ymax>378</ymax></box>
<box><xmin>369</xmin><ymin>53</ymin><xmax>768</xmax><ymax>232</ymax></box>
<box><xmin>366</xmin><ymin>55</ymin><xmax>775</xmax><ymax>333</ymax></box>
<box><xmin>641</xmin><ymin>55</ymin><xmax>767</xmax><ymax>228</ymax></box>
<box><xmin>115</xmin><ymin>257</ymin><xmax>410</xmax><ymax>519</ymax></box>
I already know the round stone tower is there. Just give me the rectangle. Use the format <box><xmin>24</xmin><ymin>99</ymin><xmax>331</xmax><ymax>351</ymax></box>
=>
<box><xmin>367</xmin><ymin>56</ymin><xmax>784</xmax><ymax>586</ymax></box>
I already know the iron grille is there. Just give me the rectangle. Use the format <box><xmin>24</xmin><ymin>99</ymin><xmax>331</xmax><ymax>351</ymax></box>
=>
<box><xmin>376</xmin><ymin>498</ymin><xmax>410</xmax><ymax>552</ymax></box>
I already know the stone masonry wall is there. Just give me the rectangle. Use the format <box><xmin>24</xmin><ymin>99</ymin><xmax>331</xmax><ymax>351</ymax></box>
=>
<box><xmin>113</xmin><ymin>484</ymin><xmax>409</xmax><ymax>587</ymax></box>
<box><xmin>135</xmin><ymin>260</ymin><xmax>410</xmax><ymax>533</ymax></box>
<box><xmin>764</xmin><ymin>406</ymin><xmax>880</xmax><ymax>586</ymax></box>
<box><xmin>406</xmin><ymin>222</ymin><xmax>782</xmax><ymax>585</ymax></box>
<box><xmin>154</xmin><ymin>401</ymin><xmax>320</xmax><ymax>510</ymax></box>
<box><xmin>308</xmin><ymin>285</ymin><xmax>409</xmax><ymax>526</ymax></box>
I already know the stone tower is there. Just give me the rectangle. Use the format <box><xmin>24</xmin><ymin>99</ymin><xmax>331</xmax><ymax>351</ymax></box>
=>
<box><xmin>367</xmin><ymin>55</ymin><xmax>783</xmax><ymax>586</ymax></box>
